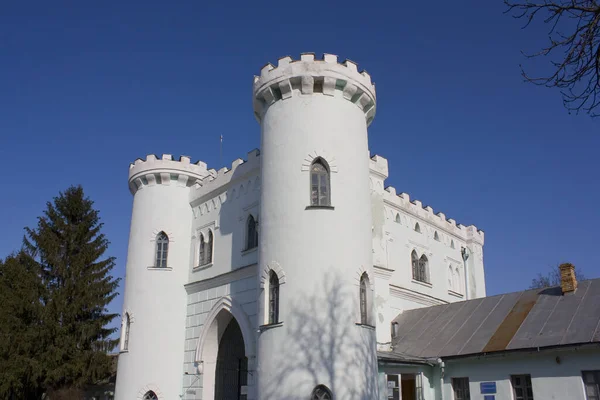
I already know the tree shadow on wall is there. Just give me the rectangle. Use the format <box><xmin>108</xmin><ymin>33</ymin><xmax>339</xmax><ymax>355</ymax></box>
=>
<box><xmin>258</xmin><ymin>270</ymin><xmax>379</xmax><ymax>400</ymax></box>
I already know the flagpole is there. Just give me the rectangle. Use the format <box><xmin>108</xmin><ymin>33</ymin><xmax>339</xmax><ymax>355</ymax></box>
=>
<box><xmin>219</xmin><ymin>135</ymin><xmax>223</xmax><ymax>167</ymax></box>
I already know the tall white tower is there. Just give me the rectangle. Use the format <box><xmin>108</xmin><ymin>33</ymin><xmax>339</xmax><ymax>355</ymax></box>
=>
<box><xmin>115</xmin><ymin>155</ymin><xmax>208</xmax><ymax>400</ymax></box>
<box><xmin>254</xmin><ymin>53</ymin><xmax>379</xmax><ymax>399</ymax></box>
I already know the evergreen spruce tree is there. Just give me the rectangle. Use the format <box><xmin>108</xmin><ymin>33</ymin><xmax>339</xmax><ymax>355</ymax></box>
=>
<box><xmin>0</xmin><ymin>252</ymin><xmax>45</xmax><ymax>399</ymax></box>
<box><xmin>23</xmin><ymin>185</ymin><xmax>120</xmax><ymax>392</ymax></box>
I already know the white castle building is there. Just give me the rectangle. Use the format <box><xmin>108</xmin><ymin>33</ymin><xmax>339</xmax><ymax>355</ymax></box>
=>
<box><xmin>114</xmin><ymin>53</ymin><xmax>486</xmax><ymax>400</ymax></box>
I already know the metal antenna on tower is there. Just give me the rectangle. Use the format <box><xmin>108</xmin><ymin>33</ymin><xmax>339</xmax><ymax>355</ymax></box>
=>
<box><xmin>219</xmin><ymin>134</ymin><xmax>223</xmax><ymax>167</ymax></box>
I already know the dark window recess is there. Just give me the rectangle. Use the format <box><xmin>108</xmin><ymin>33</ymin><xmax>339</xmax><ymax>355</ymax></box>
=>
<box><xmin>310</xmin><ymin>159</ymin><xmax>331</xmax><ymax>206</ymax></box>
<box><xmin>268</xmin><ymin>271</ymin><xmax>279</xmax><ymax>325</ymax></box>
<box><xmin>511</xmin><ymin>375</ymin><xmax>534</xmax><ymax>400</ymax></box>
<box><xmin>583</xmin><ymin>371</ymin><xmax>600</xmax><ymax>400</ymax></box>
<box><xmin>452</xmin><ymin>377</ymin><xmax>471</xmax><ymax>400</ymax></box>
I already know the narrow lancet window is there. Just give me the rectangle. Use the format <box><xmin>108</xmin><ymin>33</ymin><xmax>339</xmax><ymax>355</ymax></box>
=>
<box><xmin>246</xmin><ymin>215</ymin><xmax>258</xmax><ymax>250</ymax></box>
<box><xmin>155</xmin><ymin>231</ymin><xmax>169</xmax><ymax>268</ymax></box>
<box><xmin>360</xmin><ymin>273</ymin><xmax>369</xmax><ymax>324</ymax></box>
<box><xmin>310</xmin><ymin>158</ymin><xmax>331</xmax><ymax>206</ymax></box>
<box><xmin>268</xmin><ymin>271</ymin><xmax>280</xmax><ymax>324</ymax></box>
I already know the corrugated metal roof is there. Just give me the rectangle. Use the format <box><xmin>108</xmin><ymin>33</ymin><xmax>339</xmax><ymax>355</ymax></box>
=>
<box><xmin>388</xmin><ymin>278</ymin><xmax>600</xmax><ymax>360</ymax></box>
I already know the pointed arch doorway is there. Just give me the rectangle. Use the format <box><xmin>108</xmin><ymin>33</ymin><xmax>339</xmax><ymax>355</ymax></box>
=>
<box><xmin>195</xmin><ymin>297</ymin><xmax>255</xmax><ymax>400</ymax></box>
<box><xmin>215</xmin><ymin>317</ymin><xmax>248</xmax><ymax>400</ymax></box>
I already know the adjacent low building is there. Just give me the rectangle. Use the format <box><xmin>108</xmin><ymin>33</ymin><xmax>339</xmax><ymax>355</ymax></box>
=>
<box><xmin>379</xmin><ymin>264</ymin><xmax>600</xmax><ymax>400</ymax></box>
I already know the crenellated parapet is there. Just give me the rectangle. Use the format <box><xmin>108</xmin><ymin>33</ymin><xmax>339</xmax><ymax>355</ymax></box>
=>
<box><xmin>190</xmin><ymin>149</ymin><xmax>261</xmax><ymax>204</ymax></box>
<box><xmin>369</xmin><ymin>154</ymin><xmax>389</xmax><ymax>179</ymax></box>
<box><xmin>370</xmin><ymin>153</ymin><xmax>484</xmax><ymax>242</ymax></box>
<box><xmin>128</xmin><ymin>154</ymin><xmax>209</xmax><ymax>195</ymax></box>
<box><xmin>252</xmin><ymin>53</ymin><xmax>377</xmax><ymax>125</ymax></box>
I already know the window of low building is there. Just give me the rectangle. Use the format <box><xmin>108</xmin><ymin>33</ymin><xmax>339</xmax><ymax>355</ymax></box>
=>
<box><xmin>511</xmin><ymin>374</ymin><xmax>534</xmax><ymax>400</ymax></box>
<box><xmin>452</xmin><ymin>377</ymin><xmax>471</xmax><ymax>400</ymax></box>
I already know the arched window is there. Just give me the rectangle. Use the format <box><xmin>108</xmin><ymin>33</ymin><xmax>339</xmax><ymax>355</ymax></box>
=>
<box><xmin>207</xmin><ymin>230</ymin><xmax>214</xmax><ymax>264</ymax></box>
<box><xmin>246</xmin><ymin>215</ymin><xmax>258</xmax><ymax>250</ymax></box>
<box><xmin>143</xmin><ymin>391</ymin><xmax>158</xmax><ymax>400</ymax></box>
<box><xmin>311</xmin><ymin>385</ymin><xmax>333</xmax><ymax>400</ymax></box>
<box><xmin>455</xmin><ymin>267</ymin><xmax>461</xmax><ymax>293</ymax></box>
<box><xmin>199</xmin><ymin>233</ymin><xmax>206</xmax><ymax>265</ymax></box>
<box><xmin>391</xmin><ymin>321</ymin><xmax>399</xmax><ymax>338</ymax></box>
<box><xmin>268</xmin><ymin>271</ymin><xmax>279</xmax><ymax>324</ymax></box>
<box><xmin>411</xmin><ymin>250</ymin><xmax>419</xmax><ymax>281</ymax></box>
<box><xmin>414</xmin><ymin>222</ymin><xmax>421</xmax><ymax>233</ymax></box>
<box><xmin>310</xmin><ymin>158</ymin><xmax>331</xmax><ymax>206</ymax></box>
<box><xmin>360</xmin><ymin>273</ymin><xmax>369</xmax><ymax>324</ymax></box>
<box><xmin>448</xmin><ymin>266</ymin><xmax>453</xmax><ymax>290</ymax></box>
<box><xmin>395</xmin><ymin>214</ymin><xmax>401</xmax><ymax>223</ymax></box>
<box><xmin>122</xmin><ymin>313</ymin><xmax>130</xmax><ymax>351</ymax></box>
<box><xmin>434</xmin><ymin>231</ymin><xmax>440</xmax><ymax>241</ymax></box>
<box><xmin>155</xmin><ymin>232</ymin><xmax>169</xmax><ymax>268</ymax></box>
<box><xmin>417</xmin><ymin>255</ymin><xmax>429</xmax><ymax>283</ymax></box>
<box><xmin>451</xmin><ymin>239</ymin><xmax>455</xmax><ymax>249</ymax></box>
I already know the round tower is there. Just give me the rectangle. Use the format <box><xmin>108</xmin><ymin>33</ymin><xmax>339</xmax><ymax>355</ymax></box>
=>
<box><xmin>254</xmin><ymin>53</ymin><xmax>379</xmax><ymax>399</ymax></box>
<box><xmin>115</xmin><ymin>155</ymin><xmax>209</xmax><ymax>400</ymax></box>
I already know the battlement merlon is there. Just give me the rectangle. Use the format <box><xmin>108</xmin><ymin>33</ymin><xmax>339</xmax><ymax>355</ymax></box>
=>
<box><xmin>369</xmin><ymin>154</ymin><xmax>389</xmax><ymax>179</ymax></box>
<box><xmin>466</xmin><ymin>225</ymin><xmax>485</xmax><ymax>246</ymax></box>
<box><xmin>369</xmin><ymin>154</ymin><xmax>484</xmax><ymax>241</ymax></box>
<box><xmin>128</xmin><ymin>154</ymin><xmax>210</xmax><ymax>195</ymax></box>
<box><xmin>190</xmin><ymin>149</ymin><xmax>261</xmax><ymax>202</ymax></box>
<box><xmin>252</xmin><ymin>53</ymin><xmax>377</xmax><ymax>125</ymax></box>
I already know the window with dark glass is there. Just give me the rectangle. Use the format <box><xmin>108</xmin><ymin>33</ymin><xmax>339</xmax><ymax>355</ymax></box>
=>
<box><xmin>583</xmin><ymin>371</ymin><xmax>600</xmax><ymax>400</ymax></box>
<box><xmin>511</xmin><ymin>374</ymin><xmax>534</xmax><ymax>400</ymax></box>
<box><xmin>123</xmin><ymin>313</ymin><xmax>130</xmax><ymax>351</ymax></box>
<box><xmin>411</xmin><ymin>251</ymin><xmax>430</xmax><ymax>283</ymax></box>
<box><xmin>246</xmin><ymin>215</ymin><xmax>258</xmax><ymax>250</ymax></box>
<box><xmin>360</xmin><ymin>273</ymin><xmax>369</xmax><ymax>324</ymax></box>
<box><xmin>452</xmin><ymin>377</ymin><xmax>471</xmax><ymax>400</ymax></box>
<box><xmin>311</xmin><ymin>385</ymin><xmax>332</xmax><ymax>400</ymax></box>
<box><xmin>143</xmin><ymin>391</ymin><xmax>158</xmax><ymax>400</ymax></box>
<box><xmin>310</xmin><ymin>158</ymin><xmax>330</xmax><ymax>206</ymax></box>
<box><xmin>411</xmin><ymin>250</ymin><xmax>419</xmax><ymax>281</ymax></box>
<box><xmin>268</xmin><ymin>271</ymin><xmax>279</xmax><ymax>324</ymax></box>
<box><xmin>155</xmin><ymin>232</ymin><xmax>169</xmax><ymax>268</ymax></box>
<box><xmin>199</xmin><ymin>233</ymin><xmax>206</xmax><ymax>265</ymax></box>
<box><xmin>206</xmin><ymin>230</ymin><xmax>213</xmax><ymax>264</ymax></box>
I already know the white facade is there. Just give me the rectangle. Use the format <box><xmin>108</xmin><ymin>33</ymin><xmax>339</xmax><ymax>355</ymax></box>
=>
<box><xmin>114</xmin><ymin>53</ymin><xmax>486</xmax><ymax>400</ymax></box>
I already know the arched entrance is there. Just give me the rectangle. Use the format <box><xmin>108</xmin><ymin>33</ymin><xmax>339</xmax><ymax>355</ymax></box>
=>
<box><xmin>195</xmin><ymin>296</ymin><xmax>255</xmax><ymax>400</ymax></box>
<box><xmin>215</xmin><ymin>318</ymin><xmax>248</xmax><ymax>399</ymax></box>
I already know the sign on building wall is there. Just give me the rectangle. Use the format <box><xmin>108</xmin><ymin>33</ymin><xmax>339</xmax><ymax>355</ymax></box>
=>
<box><xmin>480</xmin><ymin>382</ymin><xmax>497</xmax><ymax>394</ymax></box>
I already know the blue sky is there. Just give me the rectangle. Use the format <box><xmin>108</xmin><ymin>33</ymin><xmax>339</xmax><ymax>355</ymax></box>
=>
<box><xmin>1</xmin><ymin>0</ymin><xmax>598</xmax><ymax>330</ymax></box>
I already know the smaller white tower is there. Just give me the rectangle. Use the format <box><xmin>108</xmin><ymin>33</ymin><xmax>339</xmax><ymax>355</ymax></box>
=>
<box><xmin>115</xmin><ymin>155</ymin><xmax>209</xmax><ymax>400</ymax></box>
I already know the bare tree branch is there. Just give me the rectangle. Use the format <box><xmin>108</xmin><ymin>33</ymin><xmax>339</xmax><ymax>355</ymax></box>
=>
<box><xmin>505</xmin><ymin>0</ymin><xmax>600</xmax><ymax>116</ymax></box>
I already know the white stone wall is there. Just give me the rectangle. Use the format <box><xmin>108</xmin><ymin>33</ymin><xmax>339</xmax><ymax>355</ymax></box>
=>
<box><xmin>369</xmin><ymin>155</ymin><xmax>486</xmax><ymax>348</ymax></box>
<box><xmin>188</xmin><ymin>150</ymin><xmax>261</xmax><ymax>283</ymax></box>
<box><xmin>182</xmin><ymin>268</ymin><xmax>258</xmax><ymax>399</ymax></box>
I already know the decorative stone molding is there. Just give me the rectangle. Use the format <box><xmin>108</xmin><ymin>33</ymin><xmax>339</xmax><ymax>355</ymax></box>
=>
<box><xmin>389</xmin><ymin>284</ymin><xmax>447</xmax><ymax>307</ymax></box>
<box><xmin>260</xmin><ymin>261</ymin><xmax>287</xmax><ymax>288</ymax></box>
<box><xmin>253</xmin><ymin>53</ymin><xmax>376</xmax><ymax>125</ymax></box>
<box><xmin>301</xmin><ymin>150</ymin><xmax>339</xmax><ymax>173</ymax></box>
<box><xmin>195</xmin><ymin>296</ymin><xmax>257</xmax><ymax>364</ymax></box>
<box><xmin>122</xmin><ymin>309</ymin><xmax>135</xmax><ymax>323</ymax></box>
<box><xmin>150</xmin><ymin>228</ymin><xmax>175</xmax><ymax>243</ymax></box>
<box><xmin>373</xmin><ymin>265</ymin><xmax>394</xmax><ymax>280</ymax></box>
<box><xmin>136</xmin><ymin>384</ymin><xmax>164</xmax><ymax>400</ymax></box>
<box><xmin>354</xmin><ymin>265</ymin><xmax>374</xmax><ymax>289</ymax></box>
<box><xmin>128</xmin><ymin>154</ymin><xmax>209</xmax><ymax>195</ymax></box>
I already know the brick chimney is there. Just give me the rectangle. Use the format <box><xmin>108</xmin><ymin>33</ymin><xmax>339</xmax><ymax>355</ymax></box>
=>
<box><xmin>559</xmin><ymin>263</ymin><xmax>578</xmax><ymax>294</ymax></box>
